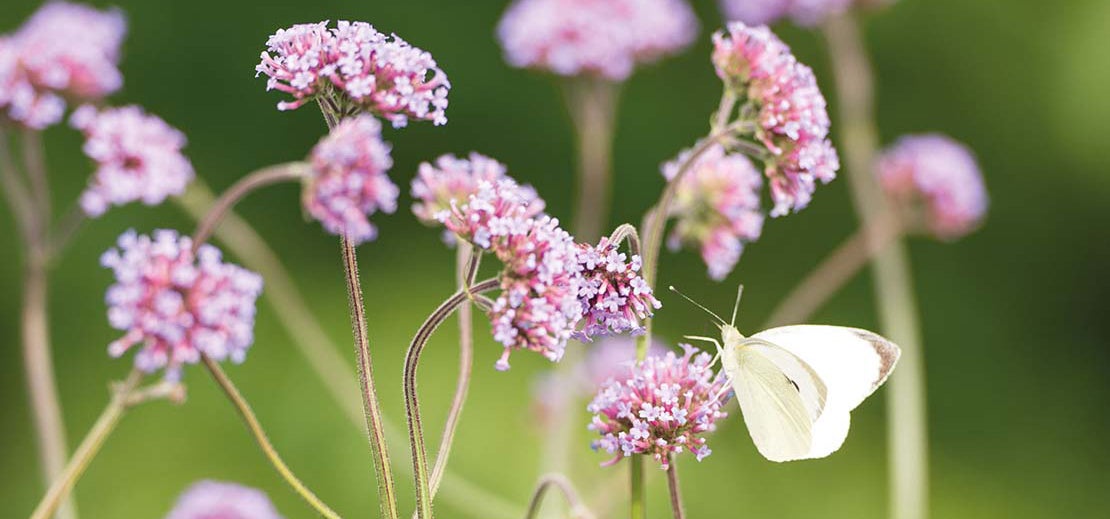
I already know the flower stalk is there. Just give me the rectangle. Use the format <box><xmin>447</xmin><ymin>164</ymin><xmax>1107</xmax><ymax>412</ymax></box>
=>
<box><xmin>565</xmin><ymin>77</ymin><xmax>620</xmax><ymax>242</ymax></box>
<box><xmin>524</xmin><ymin>474</ymin><xmax>594</xmax><ymax>519</ymax></box>
<box><xmin>189</xmin><ymin>162</ymin><xmax>309</xmax><ymax>250</ymax></box>
<box><xmin>665</xmin><ymin>457</ymin><xmax>686</xmax><ymax>519</ymax></box>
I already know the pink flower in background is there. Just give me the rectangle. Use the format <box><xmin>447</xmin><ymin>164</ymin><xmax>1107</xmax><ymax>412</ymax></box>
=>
<box><xmin>663</xmin><ymin>143</ymin><xmax>765</xmax><ymax>280</ymax></box>
<box><xmin>712</xmin><ymin>22</ymin><xmax>838</xmax><ymax>216</ymax></box>
<box><xmin>497</xmin><ymin>0</ymin><xmax>699</xmax><ymax>81</ymax></box>
<box><xmin>588</xmin><ymin>344</ymin><xmax>731</xmax><ymax>468</ymax></box>
<box><xmin>0</xmin><ymin>1</ymin><xmax>126</xmax><ymax>128</ymax></box>
<box><xmin>877</xmin><ymin>134</ymin><xmax>988</xmax><ymax>240</ymax></box>
<box><xmin>165</xmin><ymin>480</ymin><xmax>283</xmax><ymax>519</ymax></box>
<box><xmin>575</xmin><ymin>237</ymin><xmax>660</xmax><ymax>339</ymax></box>
<box><xmin>71</xmin><ymin>105</ymin><xmax>194</xmax><ymax>217</ymax></box>
<box><xmin>718</xmin><ymin>0</ymin><xmax>853</xmax><ymax>27</ymax></box>
<box><xmin>257</xmin><ymin>20</ymin><xmax>450</xmax><ymax>127</ymax></box>
<box><xmin>101</xmin><ymin>230</ymin><xmax>263</xmax><ymax>380</ymax></box>
<box><xmin>306</xmin><ymin>115</ymin><xmax>398</xmax><ymax>245</ymax></box>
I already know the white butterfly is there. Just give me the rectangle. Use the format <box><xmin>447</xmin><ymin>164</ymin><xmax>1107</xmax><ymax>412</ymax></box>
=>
<box><xmin>674</xmin><ymin>286</ymin><xmax>900</xmax><ymax>463</ymax></box>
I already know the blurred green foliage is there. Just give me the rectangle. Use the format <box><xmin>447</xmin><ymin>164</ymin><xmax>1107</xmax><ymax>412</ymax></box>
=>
<box><xmin>1</xmin><ymin>0</ymin><xmax>1108</xmax><ymax>517</ymax></box>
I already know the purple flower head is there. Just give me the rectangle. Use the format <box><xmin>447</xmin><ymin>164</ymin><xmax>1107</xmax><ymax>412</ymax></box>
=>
<box><xmin>0</xmin><ymin>1</ymin><xmax>126</xmax><ymax>128</ymax></box>
<box><xmin>165</xmin><ymin>480</ymin><xmax>283</xmax><ymax>519</ymax></box>
<box><xmin>718</xmin><ymin>0</ymin><xmax>854</xmax><ymax>27</ymax></box>
<box><xmin>257</xmin><ymin>20</ymin><xmax>450</xmax><ymax>128</ymax></box>
<box><xmin>306</xmin><ymin>115</ymin><xmax>398</xmax><ymax>245</ymax></box>
<box><xmin>71</xmin><ymin>105</ymin><xmax>194</xmax><ymax>217</ymax></box>
<box><xmin>877</xmin><ymin>134</ymin><xmax>988</xmax><ymax>240</ymax></box>
<box><xmin>497</xmin><ymin>0</ymin><xmax>699</xmax><ymax>81</ymax></box>
<box><xmin>663</xmin><ymin>143</ymin><xmax>765</xmax><ymax>280</ymax></box>
<box><xmin>588</xmin><ymin>344</ymin><xmax>731</xmax><ymax>468</ymax></box>
<box><xmin>712</xmin><ymin>22</ymin><xmax>839</xmax><ymax>216</ymax></box>
<box><xmin>439</xmin><ymin>178</ymin><xmax>545</xmax><ymax>250</ymax></box>
<box><xmin>101</xmin><ymin>230</ymin><xmax>263</xmax><ymax>380</ymax></box>
<box><xmin>574</xmin><ymin>237</ymin><xmax>660</xmax><ymax>340</ymax></box>
<box><xmin>411</xmin><ymin>153</ymin><xmax>544</xmax><ymax>244</ymax></box>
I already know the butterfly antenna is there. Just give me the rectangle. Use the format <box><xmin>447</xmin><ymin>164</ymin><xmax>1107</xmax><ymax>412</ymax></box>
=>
<box><xmin>730</xmin><ymin>284</ymin><xmax>745</xmax><ymax>326</ymax></box>
<box><xmin>668</xmin><ymin>286</ymin><xmax>726</xmax><ymax>326</ymax></box>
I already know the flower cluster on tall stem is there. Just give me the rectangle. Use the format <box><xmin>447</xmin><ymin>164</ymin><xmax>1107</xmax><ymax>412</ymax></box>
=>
<box><xmin>575</xmin><ymin>237</ymin><xmax>660</xmax><ymax>340</ymax></box>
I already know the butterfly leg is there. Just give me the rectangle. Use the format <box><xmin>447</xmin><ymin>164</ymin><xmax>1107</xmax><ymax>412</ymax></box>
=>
<box><xmin>684</xmin><ymin>335</ymin><xmax>723</xmax><ymax>365</ymax></box>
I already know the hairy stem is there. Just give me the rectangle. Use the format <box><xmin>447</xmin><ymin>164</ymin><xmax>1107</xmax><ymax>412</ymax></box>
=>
<box><xmin>341</xmin><ymin>237</ymin><xmax>400</xmax><ymax>519</ymax></box>
<box><xmin>404</xmin><ymin>278</ymin><xmax>500</xmax><ymax>519</ymax></box>
<box><xmin>665</xmin><ymin>458</ymin><xmax>685</xmax><ymax>519</ymax></box>
<box><xmin>28</xmin><ymin>371</ymin><xmax>142</xmax><ymax>519</ymax></box>
<box><xmin>524</xmin><ymin>474</ymin><xmax>594</xmax><ymax>519</ymax></box>
<box><xmin>565</xmin><ymin>77</ymin><xmax>619</xmax><ymax>243</ymax></box>
<box><xmin>201</xmin><ymin>356</ymin><xmax>341</xmax><ymax>519</ymax></box>
<box><xmin>189</xmin><ymin>163</ymin><xmax>308</xmax><ymax>250</ymax></box>
<box><xmin>824</xmin><ymin>14</ymin><xmax>928</xmax><ymax>519</ymax></box>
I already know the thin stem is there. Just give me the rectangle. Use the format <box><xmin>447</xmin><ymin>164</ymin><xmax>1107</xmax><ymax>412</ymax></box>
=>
<box><xmin>523</xmin><ymin>474</ymin><xmax>595</xmax><ymax>519</ymax></box>
<box><xmin>0</xmin><ymin>127</ymin><xmax>37</xmax><ymax>244</ymax></box>
<box><xmin>763</xmin><ymin>216</ymin><xmax>904</xmax><ymax>328</ymax></box>
<box><xmin>176</xmin><ymin>182</ymin><xmax>523</xmax><ymax>519</ymax></box>
<box><xmin>21</xmin><ymin>128</ymin><xmax>51</xmax><ymax>224</ymax></box>
<box><xmin>824</xmin><ymin>14</ymin><xmax>928</xmax><ymax>519</ymax></box>
<box><xmin>29</xmin><ymin>370</ymin><xmax>142</xmax><ymax>519</ymax></box>
<box><xmin>565</xmin><ymin>77</ymin><xmax>619</xmax><ymax>243</ymax></box>
<box><xmin>189</xmin><ymin>162</ymin><xmax>308</xmax><ymax>251</ymax></box>
<box><xmin>404</xmin><ymin>278</ymin><xmax>500</xmax><ymax>519</ymax></box>
<box><xmin>201</xmin><ymin>356</ymin><xmax>341</xmax><ymax>519</ymax></box>
<box><xmin>629</xmin><ymin>456</ymin><xmax>644</xmax><ymax>519</ymax></box>
<box><xmin>48</xmin><ymin>203</ymin><xmax>86</xmax><ymax>260</ymax></box>
<box><xmin>341</xmin><ymin>237</ymin><xmax>400</xmax><ymax>519</ymax></box>
<box><xmin>608</xmin><ymin>223</ymin><xmax>641</xmax><ymax>256</ymax></box>
<box><xmin>665</xmin><ymin>458</ymin><xmax>685</xmax><ymax>519</ymax></box>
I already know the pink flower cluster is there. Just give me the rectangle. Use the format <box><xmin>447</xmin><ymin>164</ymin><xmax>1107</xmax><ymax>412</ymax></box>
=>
<box><xmin>71</xmin><ymin>105</ymin><xmax>194</xmax><ymax>217</ymax></box>
<box><xmin>165</xmin><ymin>481</ymin><xmax>283</xmax><ymax>519</ymax></box>
<box><xmin>588</xmin><ymin>344</ymin><xmax>731</xmax><ymax>468</ymax></box>
<box><xmin>0</xmin><ymin>1</ymin><xmax>126</xmax><ymax>128</ymax></box>
<box><xmin>101</xmin><ymin>230</ymin><xmax>263</xmax><ymax>380</ymax></box>
<box><xmin>411</xmin><ymin>153</ymin><xmax>544</xmax><ymax>244</ymax></box>
<box><xmin>877</xmin><ymin>134</ymin><xmax>988</xmax><ymax>240</ymax></box>
<box><xmin>257</xmin><ymin>21</ymin><xmax>450</xmax><ymax>128</ymax></box>
<box><xmin>497</xmin><ymin>0</ymin><xmax>699</xmax><ymax>81</ymax></box>
<box><xmin>712</xmin><ymin>22</ymin><xmax>839</xmax><ymax>216</ymax></box>
<box><xmin>663</xmin><ymin>143</ymin><xmax>765</xmax><ymax>280</ymax></box>
<box><xmin>306</xmin><ymin>115</ymin><xmax>398</xmax><ymax>245</ymax></box>
<box><xmin>719</xmin><ymin>0</ymin><xmax>854</xmax><ymax>27</ymax></box>
<box><xmin>575</xmin><ymin>237</ymin><xmax>660</xmax><ymax>340</ymax></box>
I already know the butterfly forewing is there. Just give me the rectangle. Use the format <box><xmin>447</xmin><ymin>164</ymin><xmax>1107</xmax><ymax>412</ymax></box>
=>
<box><xmin>727</xmin><ymin>345</ymin><xmax>815</xmax><ymax>463</ymax></box>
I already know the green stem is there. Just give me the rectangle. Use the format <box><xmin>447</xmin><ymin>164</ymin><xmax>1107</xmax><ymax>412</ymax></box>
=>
<box><xmin>824</xmin><ymin>14</ymin><xmax>928</xmax><ymax>519</ymax></box>
<box><xmin>188</xmin><ymin>162</ymin><xmax>309</xmax><ymax>250</ymax></box>
<box><xmin>524</xmin><ymin>474</ymin><xmax>594</xmax><ymax>519</ymax></box>
<box><xmin>629</xmin><ymin>456</ymin><xmax>645</xmax><ymax>519</ymax></box>
<box><xmin>201</xmin><ymin>356</ymin><xmax>342</xmax><ymax>519</ymax></box>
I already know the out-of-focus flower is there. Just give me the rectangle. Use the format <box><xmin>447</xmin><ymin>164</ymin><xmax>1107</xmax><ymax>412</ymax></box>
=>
<box><xmin>497</xmin><ymin>0</ymin><xmax>699</xmax><ymax>81</ymax></box>
<box><xmin>165</xmin><ymin>480</ymin><xmax>283</xmax><ymax>519</ymax></box>
<box><xmin>71</xmin><ymin>105</ymin><xmax>194</xmax><ymax>217</ymax></box>
<box><xmin>101</xmin><ymin>230</ymin><xmax>263</xmax><ymax>380</ymax></box>
<box><xmin>0</xmin><ymin>1</ymin><xmax>126</xmax><ymax>129</ymax></box>
<box><xmin>575</xmin><ymin>237</ymin><xmax>660</xmax><ymax>339</ymax></box>
<box><xmin>256</xmin><ymin>20</ymin><xmax>450</xmax><ymax>127</ymax></box>
<box><xmin>588</xmin><ymin>344</ymin><xmax>730</xmax><ymax>468</ymax></box>
<box><xmin>663</xmin><ymin>143</ymin><xmax>764</xmax><ymax>280</ymax></box>
<box><xmin>411</xmin><ymin>153</ymin><xmax>544</xmax><ymax>244</ymax></box>
<box><xmin>877</xmin><ymin>134</ymin><xmax>988</xmax><ymax>240</ymax></box>
<box><xmin>718</xmin><ymin>0</ymin><xmax>854</xmax><ymax>27</ymax></box>
<box><xmin>712</xmin><ymin>22</ymin><xmax>838</xmax><ymax>216</ymax></box>
<box><xmin>306</xmin><ymin>115</ymin><xmax>397</xmax><ymax>245</ymax></box>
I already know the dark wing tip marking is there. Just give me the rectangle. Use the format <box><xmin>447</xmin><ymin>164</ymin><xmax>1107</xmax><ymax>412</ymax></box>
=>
<box><xmin>851</xmin><ymin>329</ymin><xmax>901</xmax><ymax>389</ymax></box>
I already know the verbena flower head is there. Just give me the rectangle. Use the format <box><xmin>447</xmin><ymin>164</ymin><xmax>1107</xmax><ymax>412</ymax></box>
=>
<box><xmin>101</xmin><ymin>230</ymin><xmax>263</xmax><ymax>380</ymax></box>
<box><xmin>71</xmin><ymin>105</ymin><xmax>194</xmax><ymax>217</ymax></box>
<box><xmin>497</xmin><ymin>0</ymin><xmax>699</xmax><ymax>81</ymax></box>
<box><xmin>588</xmin><ymin>344</ymin><xmax>731</xmax><ymax>468</ymax></box>
<box><xmin>718</xmin><ymin>0</ymin><xmax>853</xmax><ymax>27</ymax></box>
<box><xmin>575</xmin><ymin>237</ymin><xmax>660</xmax><ymax>340</ymax></box>
<box><xmin>0</xmin><ymin>1</ymin><xmax>125</xmax><ymax>128</ymax></box>
<box><xmin>257</xmin><ymin>20</ymin><xmax>450</xmax><ymax>128</ymax></box>
<box><xmin>411</xmin><ymin>153</ymin><xmax>544</xmax><ymax>244</ymax></box>
<box><xmin>306</xmin><ymin>115</ymin><xmax>398</xmax><ymax>245</ymax></box>
<box><xmin>663</xmin><ymin>143</ymin><xmax>765</xmax><ymax>280</ymax></box>
<box><xmin>877</xmin><ymin>134</ymin><xmax>988</xmax><ymax>240</ymax></box>
<box><xmin>165</xmin><ymin>480</ymin><xmax>283</xmax><ymax>519</ymax></box>
<box><xmin>712</xmin><ymin>22</ymin><xmax>839</xmax><ymax>216</ymax></box>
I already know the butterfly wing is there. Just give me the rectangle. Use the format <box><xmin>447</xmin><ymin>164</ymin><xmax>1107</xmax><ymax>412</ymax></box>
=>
<box><xmin>750</xmin><ymin>325</ymin><xmax>901</xmax><ymax>459</ymax></box>
<box><xmin>727</xmin><ymin>344</ymin><xmax>822</xmax><ymax>462</ymax></box>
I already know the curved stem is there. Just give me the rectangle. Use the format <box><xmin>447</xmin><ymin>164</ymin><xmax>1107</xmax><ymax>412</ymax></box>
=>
<box><xmin>341</xmin><ymin>237</ymin><xmax>400</xmax><ymax>519</ymax></box>
<box><xmin>565</xmin><ymin>77</ymin><xmax>619</xmax><ymax>243</ymax></box>
<box><xmin>629</xmin><ymin>456</ymin><xmax>644</xmax><ymax>519</ymax></box>
<box><xmin>189</xmin><ymin>162</ymin><xmax>308</xmax><ymax>251</ymax></box>
<box><xmin>21</xmin><ymin>128</ymin><xmax>51</xmax><ymax>224</ymax></box>
<box><xmin>524</xmin><ymin>474</ymin><xmax>594</xmax><ymax>519</ymax></box>
<box><xmin>404</xmin><ymin>278</ymin><xmax>500</xmax><ymax>519</ymax></box>
<box><xmin>665</xmin><ymin>457</ymin><xmax>685</xmax><ymax>519</ymax></box>
<box><xmin>824</xmin><ymin>14</ymin><xmax>928</xmax><ymax>519</ymax></box>
<box><xmin>763</xmin><ymin>216</ymin><xmax>903</xmax><ymax>328</ymax></box>
<box><xmin>201</xmin><ymin>356</ymin><xmax>341</xmax><ymax>519</ymax></box>
<box><xmin>48</xmin><ymin>203</ymin><xmax>86</xmax><ymax>260</ymax></box>
<box><xmin>609</xmin><ymin>224</ymin><xmax>641</xmax><ymax>256</ymax></box>
<box><xmin>0</xmin><ymin>127</ymin><xmax>37</xmax><ymax>244</ymax></box>
<box><xmin>29</xmin><ymin>370</ymin><xmax>142</xmax><ymax>519</ymax></box>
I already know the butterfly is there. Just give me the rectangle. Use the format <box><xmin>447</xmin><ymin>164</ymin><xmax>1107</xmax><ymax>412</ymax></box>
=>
<box><xmin>672</xmin><ymin>285</ymin><xmax>900</xmax><ymax>462</ymax></box>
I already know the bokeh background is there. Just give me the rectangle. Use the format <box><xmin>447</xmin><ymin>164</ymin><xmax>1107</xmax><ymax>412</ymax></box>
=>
<box><xmin>2</xmin><ymin>0</ymin><xmax>1108</xmax><ymax>517</ymax></box>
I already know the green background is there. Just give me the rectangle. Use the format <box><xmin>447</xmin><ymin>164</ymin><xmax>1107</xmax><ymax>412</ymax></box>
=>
<box><xmin>2</xmin><ymin>0</ymin><xmax>1108</xmax><ymax>517</ymax></box>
